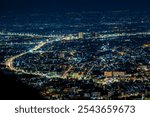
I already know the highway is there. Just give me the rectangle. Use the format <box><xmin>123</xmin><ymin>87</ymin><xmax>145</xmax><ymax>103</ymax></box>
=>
<box><xmin>5</xmin><ymin>40</ymin><xmax>64</xmax><ymax>79</ymax></box>
<box><xmin>5</xmin><ymin>42</ymin><xmax>48</xmax><ymax>75</ymax></box>
<box><xmin>5</xmin><ymin>41</ymin><xmax>46</xmax><ymax>72</ymax></box>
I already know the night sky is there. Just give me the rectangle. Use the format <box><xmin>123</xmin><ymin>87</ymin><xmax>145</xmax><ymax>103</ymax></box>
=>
<box><xmin>0</xmin><ymin>0</ymin><xmax>150</xmax><ymax>14</ymax></box>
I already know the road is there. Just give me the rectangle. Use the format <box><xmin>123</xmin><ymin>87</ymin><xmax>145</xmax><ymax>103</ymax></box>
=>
<box><xmin>5</xmin><ymin>41</ymin><xmax>46</xmax><ymax>72</ymax></box>
<box><xmin>5</xmin><ymin>40</ymin><xmax>64</xmax><ymax>79</ymax></box>
<box><xmin>5</xmin><ymin>42</ymin><xmax>50</xmax><ymax>76</ymax></box>
<box><xmin>62</xmin><ymin>66</ymin><xmax>73</xmax><ymax>77</ymax></box>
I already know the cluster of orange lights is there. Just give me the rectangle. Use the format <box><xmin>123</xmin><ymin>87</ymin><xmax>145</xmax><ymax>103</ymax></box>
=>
<box><xmin>143</xmin><ymin>44</ymin><xmax>150</xmax><ymax>47</ymax></box>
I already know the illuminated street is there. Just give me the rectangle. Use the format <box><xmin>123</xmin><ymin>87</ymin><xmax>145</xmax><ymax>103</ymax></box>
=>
<box><xmin>0</xmin><ymin>11</ymin><xmax>150</xmax><ymax>100</ymax></box>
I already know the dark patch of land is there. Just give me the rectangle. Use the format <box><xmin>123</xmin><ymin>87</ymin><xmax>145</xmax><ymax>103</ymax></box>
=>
<box><xmin>0</xmin><ymin>65</ymin><xmax>44</xmax><ymax>100</ymax></box>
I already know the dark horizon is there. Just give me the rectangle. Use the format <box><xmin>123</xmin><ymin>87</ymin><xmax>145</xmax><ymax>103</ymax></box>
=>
<box><xmin>1</xmin><ymin>0</ymin><xmax>150</xmax><ymax>15</ymax></box>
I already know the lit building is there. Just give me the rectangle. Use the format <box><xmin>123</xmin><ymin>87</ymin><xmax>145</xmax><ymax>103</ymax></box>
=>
<box><xmin>137</xmin><ymin>65</ymin><xmax>148</xmax><ymax>71</ymax></box>
<box><xmin>104</xmin><ymin>71</ymin><xmax>113</xmax><ymax>77</ymax></box>
<box><xmin>113</xmin><ymin>71</ymin><xmax>125</xmax><ymax>77</ymax></box>
<box><xmin>78</xmin><ymin>32</ymin><xmax>84</xmax><ymax>39</ymax></box>
<box><xmin>104</xmin><ymin>71</ymin><xmax>125</xmax><ymax>77</ymax></box>
<box><xmin>143</xmin><ymin>43</ymin><xmax>150</xmax><ymax>47</ymax></box>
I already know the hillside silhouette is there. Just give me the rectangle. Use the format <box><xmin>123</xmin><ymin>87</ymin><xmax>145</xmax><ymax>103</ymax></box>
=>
<box><xmin>0</xmin><ymin>66</ymin><xmax>44</xmax><ymax>100</ymax></box>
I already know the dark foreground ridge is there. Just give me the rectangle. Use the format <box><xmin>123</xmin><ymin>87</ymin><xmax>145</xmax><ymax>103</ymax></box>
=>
<box><xmin>0</xmin><ymin>66</ymin><xmax>44</xmax><ymax>100</ymax></box>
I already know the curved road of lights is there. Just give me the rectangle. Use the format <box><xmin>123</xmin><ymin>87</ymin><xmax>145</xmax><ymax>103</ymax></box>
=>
<box><xmin>5</xmin><ymin>41</ymin><xmax>62</xmax><ymax>79</ymax></box>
